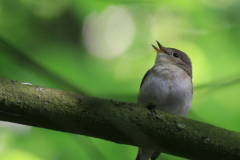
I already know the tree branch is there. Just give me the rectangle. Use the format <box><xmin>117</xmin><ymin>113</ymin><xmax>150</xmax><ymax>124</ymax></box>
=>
<box><xmin>0</xmin><ymin>78</ymin><xmax>239</xmax><ymax>160</ymax></box>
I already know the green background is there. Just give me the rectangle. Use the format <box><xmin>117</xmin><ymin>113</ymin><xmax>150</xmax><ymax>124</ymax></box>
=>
<box><xmin>0</xmin><ymin>0</ymin><xmax>240</xmax><ymax>159</ymax></box>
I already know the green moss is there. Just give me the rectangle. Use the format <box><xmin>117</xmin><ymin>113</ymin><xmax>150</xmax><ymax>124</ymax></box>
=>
<box><xmin>0</xmin><ymin>78</ymin><xmax>240</xmax><ymax>159</ymax></box>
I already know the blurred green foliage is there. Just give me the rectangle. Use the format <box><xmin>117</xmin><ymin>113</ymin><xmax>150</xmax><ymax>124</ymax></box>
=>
<box><xmin>0</xmin><ymin>0</ymin><xmax>240</xmax><ymax>159</ymax></box>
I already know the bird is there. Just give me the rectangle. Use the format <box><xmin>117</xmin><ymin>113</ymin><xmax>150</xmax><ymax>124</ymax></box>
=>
<box><xmin>135</xmin><ymin>41</ymin><xmax>193</xmax><ymax>160</ymax></box>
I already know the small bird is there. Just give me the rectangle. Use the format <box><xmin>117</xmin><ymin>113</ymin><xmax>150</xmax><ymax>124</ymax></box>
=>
<box><xmin>135</xmin><ymin>41</ymin><xmax>193</xmax><ymax>160</ymax></box>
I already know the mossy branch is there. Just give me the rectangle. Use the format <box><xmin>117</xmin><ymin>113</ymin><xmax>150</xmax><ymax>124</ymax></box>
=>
<box><xmin>0</xmin><ymin>78</ymin><xmax>239</xmax><ymax>160</ymax></box>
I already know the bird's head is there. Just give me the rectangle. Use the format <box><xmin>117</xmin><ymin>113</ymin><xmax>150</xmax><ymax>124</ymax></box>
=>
<box><xmin>152</xmin><ymin>41</ymin><xmax>192</xmax><ymax>78</ymax></box>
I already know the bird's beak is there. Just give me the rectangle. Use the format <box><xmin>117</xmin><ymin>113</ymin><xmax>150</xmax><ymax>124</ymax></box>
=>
<box><xmin>152</xmin><ymin>41</ymin><xmax>168</xmax><ymax>54</ymax></box>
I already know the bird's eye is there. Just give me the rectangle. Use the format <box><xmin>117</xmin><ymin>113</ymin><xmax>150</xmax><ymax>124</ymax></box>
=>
<box><xmin>173</xmin><ymin>53</ymin><xmax>180</xmax><ymax>58</ymax></box>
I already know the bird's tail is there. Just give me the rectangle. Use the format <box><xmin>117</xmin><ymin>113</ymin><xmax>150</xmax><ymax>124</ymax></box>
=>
<box><xmin>135</xmin><ymin>148</ymin><xmax>161</xmax><ymax>160</ymax></box>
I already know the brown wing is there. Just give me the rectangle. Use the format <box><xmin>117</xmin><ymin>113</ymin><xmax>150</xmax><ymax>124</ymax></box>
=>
<box><xmin>140</xmin><ymin>69</ymin><xmax>152</xmax><ymax>88</ymax></box>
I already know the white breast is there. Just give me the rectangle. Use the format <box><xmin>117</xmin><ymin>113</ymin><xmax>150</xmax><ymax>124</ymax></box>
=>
<box><xmin>138</xmin><ymin>64</ymin><xmax>192</xmax><ymax>117</ymax></box>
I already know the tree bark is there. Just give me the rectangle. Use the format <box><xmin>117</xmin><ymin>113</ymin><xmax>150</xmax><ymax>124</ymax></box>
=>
<box><xmin>0</xmin><ymin>78</ymin><xmax>239</xmax><ymax>160</ymax></box>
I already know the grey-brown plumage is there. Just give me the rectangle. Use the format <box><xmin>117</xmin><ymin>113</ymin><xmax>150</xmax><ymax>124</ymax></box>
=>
<box><xmin>136</xmin><ymin>41</ymin><xmax>193</xmax><ymax>160</ymax></box>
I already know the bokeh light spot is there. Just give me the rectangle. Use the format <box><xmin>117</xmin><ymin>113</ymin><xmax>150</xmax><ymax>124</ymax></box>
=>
<box><xmin>82</xmin><ymin>6</ymin><xmax>135</xmax><ymax>59</ymax></box>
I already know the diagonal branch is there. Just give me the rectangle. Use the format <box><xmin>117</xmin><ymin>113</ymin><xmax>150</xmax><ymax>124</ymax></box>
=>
<box><xmin>0</xmin><ymin>36</ymin><xmax>84</xmax><ymax>93</ymax></box>
<box><xmin>0</xmin><ymin>78</ymin><xmax>239</xmax><ymax>160</ymax></box>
